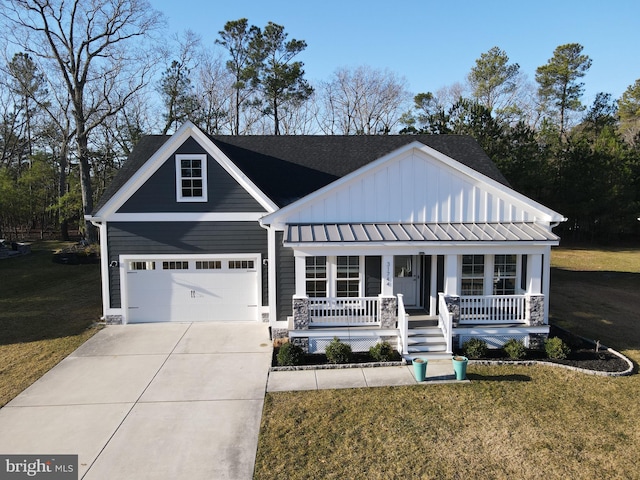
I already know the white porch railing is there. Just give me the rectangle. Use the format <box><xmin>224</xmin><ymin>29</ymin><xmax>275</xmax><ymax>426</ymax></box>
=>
<box><xmin>308</xmin><ymin>297</ymin><xmax>380</xmax><ymax>327</ymax></box>
<box><xmin>459</xmin><ymin>295</ymin><xmax>527</xmax><ymax>324</ymax></box>
<box><xmin>437</xmin><ymin>293</ymin><xmax>453</xmax><ymax>354</ymax></box>
<box><xmin>397</xmin><ymin>294</ymin><xmax>409</xmax><ymax>355</ymax></box>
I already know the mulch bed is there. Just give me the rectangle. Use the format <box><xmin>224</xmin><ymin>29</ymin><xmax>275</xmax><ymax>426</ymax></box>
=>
<box><xmin>273</xmin><ymin>325</ymin><xmax>632</xmax><ymax>374</ymax></box>
<box><xmin>271</xmin><ymin>348</ymin><xmax>403</xmax><ymax>369</ymax></box>
<box><xmin>466</xmin><ymin>325</ymin><xmax>631</xmax><ymax>373</ymax></box>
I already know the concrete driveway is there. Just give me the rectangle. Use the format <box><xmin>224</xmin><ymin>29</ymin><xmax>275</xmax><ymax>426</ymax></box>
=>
<box><xmin>0</xmin><ymin>322</ymin><xmax>272</xmax><ymax>479</ymax></box>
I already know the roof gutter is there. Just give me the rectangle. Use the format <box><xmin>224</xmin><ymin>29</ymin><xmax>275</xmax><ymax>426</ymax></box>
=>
<box><xmin>85</xmin><ymin>214</ymin><xmax>103</xmax><ymax>227</ymax></box>
<box><xmin>550</xmin><ymin>217</ymin><xmax>568</xmax><ymax>229</ymax></box>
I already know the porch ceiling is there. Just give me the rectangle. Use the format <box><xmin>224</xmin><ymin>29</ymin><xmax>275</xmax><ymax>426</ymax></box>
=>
<box><xmin>284</xmin><ymin>222</ymin><xmax>559</xmax><ymax>244</ymax></box>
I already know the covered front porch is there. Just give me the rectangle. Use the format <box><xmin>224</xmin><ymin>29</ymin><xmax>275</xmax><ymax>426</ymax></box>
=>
<box><xmin>263</xmin><ymin>220</ymin><xmax>558</xmax><ymax>359</ymax></box>
<box><xmin>288</xmin><ymin>290</ymin><xmax>549</xmax><ymax>359</ymax></box>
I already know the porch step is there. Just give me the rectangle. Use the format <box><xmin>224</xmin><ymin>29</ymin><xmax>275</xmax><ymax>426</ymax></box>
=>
<box><xmin>407</xmin><ymin>318</ymin><xmax>438</xmax><ymax>328</ymax></box>
<box><xmin>406</xmin><ymin>325</ymin><xmax>448</xmax><ymax>355</ymax></box>
<box><xmin>404</xmin><ymin>352</ymin><xmax>453</xmax><ymax>361</ymax></box>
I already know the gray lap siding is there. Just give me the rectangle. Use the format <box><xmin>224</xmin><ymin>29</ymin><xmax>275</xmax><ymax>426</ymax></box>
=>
<box><xmin>117</xmin><ymin>137</ymin><xmax>265</xmax><ymax>213</ymax></box>
<box><xmin>107</xmin><ymin>221</ymin><xmax>268</xmax><ymax>309</ymax></box>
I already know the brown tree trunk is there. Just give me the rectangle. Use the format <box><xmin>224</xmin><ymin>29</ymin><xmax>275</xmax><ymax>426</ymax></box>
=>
<box><xmin>58</xmin><ymin>143</ymin><xmax>69</xmax><ymax>241</ymax></box>
<box><xmin>76</xmin><ymin>120</ymin><xmax>97</xmax><ymax>243</ymax></box>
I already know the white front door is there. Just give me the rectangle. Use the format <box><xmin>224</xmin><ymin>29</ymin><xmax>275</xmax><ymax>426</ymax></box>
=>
<box><xmin>393</xmin><ymin>255</ymin><xmax>418</xmax><ymax>306</ymax></box>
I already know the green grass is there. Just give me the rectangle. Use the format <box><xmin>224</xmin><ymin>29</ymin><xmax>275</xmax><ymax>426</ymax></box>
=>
<box><xmin>2</xmin><ymin>243</ymin><xmax>639</xmax><ymax>477</ymax></box>
<box><xmin>0</xmin><ymin>241</ymin><xmax>102</xmax><ymax>407</ymax></box>
<box><xmin>255</xmin><ymin>247</ymin><xmax>640</xmax><ymax>480</ymax></box>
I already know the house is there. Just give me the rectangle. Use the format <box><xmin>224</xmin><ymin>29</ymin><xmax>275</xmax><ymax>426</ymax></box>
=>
<box><xmin>87</xmin><ymin>122</ymin><xmax>565</xmax><ymax>359</ymax></box>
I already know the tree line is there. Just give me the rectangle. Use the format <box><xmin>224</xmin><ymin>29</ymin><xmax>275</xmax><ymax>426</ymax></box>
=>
<box><xmin>0</xmin><ymin>0</ymin><xmax>638</xmax><ymax>244</ymax></box>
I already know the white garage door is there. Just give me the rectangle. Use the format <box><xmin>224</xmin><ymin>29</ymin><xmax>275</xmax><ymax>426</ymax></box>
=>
<box><xmin>124</xmin><ymin>256</ymin><xmax>259</xmax><ymax>323</ymax></box>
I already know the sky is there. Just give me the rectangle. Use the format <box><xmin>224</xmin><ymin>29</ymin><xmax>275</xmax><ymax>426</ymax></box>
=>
<box><xmin>150</xmin><ymin>0</ymin><xmax>639</xmax><ymax>105</ymax></box>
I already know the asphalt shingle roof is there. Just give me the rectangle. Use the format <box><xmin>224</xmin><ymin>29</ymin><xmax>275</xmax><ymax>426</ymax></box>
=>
<box><xmin>93</xmin><ymin>134</ymin><xmax>510</xmax><ymax>214</ymax></box>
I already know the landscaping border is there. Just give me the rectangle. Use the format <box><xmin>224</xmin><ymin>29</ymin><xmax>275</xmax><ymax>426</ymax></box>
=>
<box><xmin>270</xmin><ymin>360</ymin><xmax>406</xmax><ymax>372</ymax></box>
<box><xmin>470</xmin><ymin>345</ymin><xmax>634</xmax><ymax>377</ymax></box>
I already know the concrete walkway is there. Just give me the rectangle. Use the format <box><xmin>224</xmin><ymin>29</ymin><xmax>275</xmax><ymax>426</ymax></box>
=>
<box><xmin>267</xmin><ymin>359</ymin><xmax>461</xmax><ymax>392</ymax></box>
<box><xmin>0</xmin><ymin>322</ymin><xmax>272</xmax><ymax>480</ymax></box>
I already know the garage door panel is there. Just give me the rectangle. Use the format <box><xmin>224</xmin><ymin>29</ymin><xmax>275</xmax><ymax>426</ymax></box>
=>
<box><xmin>126</xmin><ymin>257</ymin><xmax>259</xmax><ymax>323</ymax></box>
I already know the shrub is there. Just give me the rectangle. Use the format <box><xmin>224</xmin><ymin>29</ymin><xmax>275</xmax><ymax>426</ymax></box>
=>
<box><xmin>503</xmin><ymin>338</ymin><xmax>526</xmax><ymax>359</ymax></box>
<box><xmin>276</xmin><ymin>342</ymin><xmax>305</xmax><ymax>366</ymax></box>
<box><xmin>462</xmin><ymin>338</ymin><xmax>488</xmax><ymax>359</ymax></box>
<box><xmin>545</xmin><ymin>337</ymin><xmax>571</xmax><ymax>360</ymax></box>
<box><xmin>325</xmin><ymin>337</ymin><xmax>352</xmax><ymax>364</ymax></box>
<box><xmin>369</xmin><ymin>341</ymin><xmax>394</xmax><ymax>362</ymax></box>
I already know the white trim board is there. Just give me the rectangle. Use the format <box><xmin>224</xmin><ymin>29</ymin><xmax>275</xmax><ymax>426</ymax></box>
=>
<box><xmin>106</xmin><ymin>212</ymin><xmax>267</xmax><ymax>222</ymax></box>
<box><xmin>93</xmin><ymin>122</ymin><xmax>278</xmax><ymax>219</ymax></box>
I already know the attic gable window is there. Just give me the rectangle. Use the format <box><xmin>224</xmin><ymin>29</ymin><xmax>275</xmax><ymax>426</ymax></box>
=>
<box><xmin>175</xmin><ymin>154</ymin><xmax>207</xmax><ymax>202</ymax></box>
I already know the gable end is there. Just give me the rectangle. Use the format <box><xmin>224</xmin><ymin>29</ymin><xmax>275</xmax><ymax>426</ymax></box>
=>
<box><xmin>116</xmin><ymin>136</ymin><xmax>265</xmax><ymax>214</ymax></box>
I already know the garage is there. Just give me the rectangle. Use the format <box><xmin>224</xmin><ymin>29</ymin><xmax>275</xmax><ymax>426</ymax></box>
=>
<box><xmin>122</xmin><ymin>255</ymin><xmax>260</xmax><ymax>323</ymax></box>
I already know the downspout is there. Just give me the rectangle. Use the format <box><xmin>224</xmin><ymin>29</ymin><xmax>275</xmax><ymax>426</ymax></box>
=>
<box><xmin>259</xmin><ymin>217</ymin><xmax>278</xmax><ymax>328</ymax></box>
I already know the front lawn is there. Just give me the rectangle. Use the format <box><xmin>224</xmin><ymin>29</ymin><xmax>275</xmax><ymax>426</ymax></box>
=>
<box><xmin>0</xmin><ymin>241</ymin><xmax>102</xmax><ymax>407</ymax></box>
<box><xmin>255</xmin><ymin>247</ymin><xmax>640</xmax><ymax>479</ymax></box>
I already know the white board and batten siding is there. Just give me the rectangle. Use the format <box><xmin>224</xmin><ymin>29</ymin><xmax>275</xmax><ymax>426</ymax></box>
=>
<box><xmin>285</xmin><ymin>149</ymin><xmax>550</xmax><ymax>225</ymax></box>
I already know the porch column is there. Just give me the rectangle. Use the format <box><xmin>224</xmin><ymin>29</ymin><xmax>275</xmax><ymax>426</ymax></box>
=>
<box><xmin>381</xmin><ymin>255</ymin><xmax>394</xmax><ymax>296</ymax></box>
<box><xmin>294</xmin><ymin>255</ymin><xmax>307</xmax><ymax>296</ymax></box>
<box><xmin>527</xmin><ymin>254</ymin><xmax>543</xmax><ymax>294</ymax></box>
<box><xmin>429</xmin><ymin>255</ymin><xmax>437</xmax><ymax>316</ymax></box>
<box><xmin>444</xmin><ymin>295</ymin><xmax>461</xmax><ymax>327</ymax></box>
<box><xmin>378</xmin><ymin>295</ymin><xmax>397</xmax><ymax>329</ymax></box>
<box><xmin>291</xmin><ymin>295</ymin><xmax>310</xmax><ymax>353</ymax></box>
<box><xmin>542</xmin><ymin>247</ymin><xmax>552</xmax><ymax>322</ymax></box>
<box><xmin>484</xmin><ymin>255</ymin><xmax>495</xmax><ymax>296</ymax></box>
<box><xmin>526</xmin><ymin>294</ymin><xmax>545</xmax><ymax>326</ymax></box>
<box><xmin>292</xmin><ymin>295</ymin><xmax>310</xmax><ymax>329</ymax></box>
<box><xmin>444</xmin><ymin>254</ymin><xmax>459</xmax><ymax>295</ymax></box>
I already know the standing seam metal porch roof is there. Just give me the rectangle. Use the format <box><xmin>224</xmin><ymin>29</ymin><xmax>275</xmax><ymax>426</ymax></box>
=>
<box><xmin>284</xmin><ymin>222</ymin><xmax>559</xmax><ymax>244</ymax></box>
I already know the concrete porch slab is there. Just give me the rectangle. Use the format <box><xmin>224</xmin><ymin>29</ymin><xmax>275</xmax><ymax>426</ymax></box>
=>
<box><xmin>423</xmin><ymin>359</ymin><xmax>458</xmax><ymax>381</ymax></box>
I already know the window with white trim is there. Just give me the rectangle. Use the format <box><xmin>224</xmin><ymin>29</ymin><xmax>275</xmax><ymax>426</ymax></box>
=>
<box><xmin>176</xmin><ymin>154</ymin><xmax>207</xmax><ymax>202</ymax></box>
<box><xmin>336</xmin><ymin>256</ymin><xmax>360</xmax><ymax>297</ymax></box>
<box><xmin>461</xmin><ymin>255</ymin><xmax>484</xmax><ymax>295</ymax></box>
<box><xmin>493</xmin><ymin>255</ymin><xmax>517</xmax><ymax>295</ymax></box>
<box><xmin>305</xmin><ymin>256</ymin><xmax>327</xmax><ymax>297</ymax></box>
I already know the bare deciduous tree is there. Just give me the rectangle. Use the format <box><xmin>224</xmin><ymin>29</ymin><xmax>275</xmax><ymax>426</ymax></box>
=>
<box><xmin>193</xmin><ymin>51</ymin><xmax>234</xmax><ymax>134</ymax></box>
<box><xmin>317</xmin><ymin>66</ymin><xmax>410</xmax><ymax>135</ymax></box>
<box><xmin>1</xmin><ymin>0</ymin><xmax>164</xmax><ymax>242</ymax></box>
